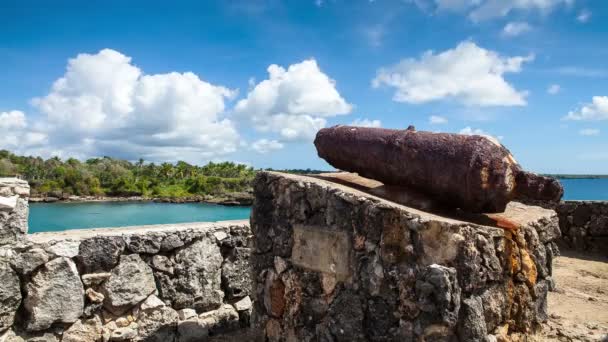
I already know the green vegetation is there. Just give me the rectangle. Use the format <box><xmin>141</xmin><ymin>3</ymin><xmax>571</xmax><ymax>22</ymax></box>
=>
<box><xmin>0</xmin><ymin>150</ymin><xmax>255</xmax><ymax>199</ymax></box>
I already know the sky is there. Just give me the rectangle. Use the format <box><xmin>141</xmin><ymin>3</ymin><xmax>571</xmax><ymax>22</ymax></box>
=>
<box><xmin>0</xmin><ymin>0</ymin><xmax>607</xmax><ymax>174</ymax></box>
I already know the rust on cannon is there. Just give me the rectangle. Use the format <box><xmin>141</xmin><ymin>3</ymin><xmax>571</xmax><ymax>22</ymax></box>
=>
<box><xmin>314</xmin><ymin>125</ymin><xmax>563</xmax><ymax>213</ymax></box>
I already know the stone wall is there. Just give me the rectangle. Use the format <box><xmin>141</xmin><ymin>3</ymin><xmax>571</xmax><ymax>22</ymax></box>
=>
<box><xmin>0</xmin><ymin>176</ymin><xmax>257</xmax><ymax>342</ymax></box>
<box><xmin>250</xmin><ymin>171</ymin><xmax>561</xmax><ymax>341</ymax></box>
<box><xmin>556</xmin><ymin>201</ymin><xmax>608</xmax><ymax>255</ymax></box>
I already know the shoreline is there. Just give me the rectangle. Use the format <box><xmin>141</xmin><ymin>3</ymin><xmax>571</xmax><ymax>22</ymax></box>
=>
<box><xmin>28</xmin><ymin>193</ymin><xmax>253</xmax><ymax>207</ymax></box>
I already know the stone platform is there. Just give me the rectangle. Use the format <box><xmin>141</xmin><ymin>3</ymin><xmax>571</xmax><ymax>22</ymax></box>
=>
<box><xmin>251</xmin><ymin>172</ymin><xmax>560</xmax><ymax>341</ymax></box>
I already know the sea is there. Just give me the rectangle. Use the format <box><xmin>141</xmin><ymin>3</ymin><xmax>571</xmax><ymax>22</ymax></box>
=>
<box><xmin>27</xmin><ymin>178</ymin><xmax>607</xmax><ymax>233</ymax></box>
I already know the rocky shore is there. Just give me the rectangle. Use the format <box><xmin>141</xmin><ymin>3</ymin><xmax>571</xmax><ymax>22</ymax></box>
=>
<box><xmin>28</xmin><ymin>192</ymin><xmax>253</xmax><ymax>206</ymax></box>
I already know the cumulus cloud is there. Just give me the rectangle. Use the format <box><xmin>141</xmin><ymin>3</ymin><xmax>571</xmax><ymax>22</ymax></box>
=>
<box><xmin>235</xmin><ymin>59</ymin><xmax>352</xmax><ymax>141</ymax></box>
<box><xmin>250</xmin><ymin>139</ymin><xmax>284</xmax><ymax>153</ymax></box>
<box><xmin>372</xmin><ymin>41</ymin><xmax>533</xmax><ymax>107</ymax></box>
<box><xmin>502</xmin><ymin>22</ymin><xmax>532</xmax><ymax>37</ymax></box>
<box><xmin>429</xmin><ymin>115</ymin><xmax>448</xmax><ymax>124</ymax></box>
<box><xmin>563</xmin><ymin>96</ymin><xmax>608</xmax><ymax>121</ymax></box>
<box><xmin>579</xmin><ymin>128</ymin><xmax>599</xmax><ymax>136</ymax></box>
<box><xmin>19</xmin><ymin>49</ymin><xmax>240</xmax><ymax>163</ymax></box>
<box><xmin>0</xmin><ymin>110</ymin><xmax>48</xmax><ymax>153</ymax></box>
<box><xmin>547</xmin><ymin>84</ymin><xmax>561</xmax><ymax>95</ymax></box>
<box><xmin>350</xmin><ymin>118</ymin><xmax>382</xmax><ymax>127</ymax></box>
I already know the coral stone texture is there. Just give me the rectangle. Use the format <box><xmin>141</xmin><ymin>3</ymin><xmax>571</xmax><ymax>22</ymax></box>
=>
<box><xmin>251</xmin><ymin>171</ymin><xmax>561</xmax><ymax>341</ymax></box>
<box><xmin>0</xmin><ymin>178</ymin><xmax>30</xmax><ymax>245</ymax></box>
<box><xmin>0</xmin><ymin>220</ymin><xmax>259</xmax><ymax>341</ymax></box>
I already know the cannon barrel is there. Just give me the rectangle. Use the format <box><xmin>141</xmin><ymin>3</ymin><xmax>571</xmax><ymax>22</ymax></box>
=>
<box><xmin>314</xmin><ymin>125</ymin><xmax>563</xmax><ymax>213</ymax></box>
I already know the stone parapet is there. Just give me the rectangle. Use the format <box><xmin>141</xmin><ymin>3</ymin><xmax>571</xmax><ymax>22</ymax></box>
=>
<box><xmin>0</xmin><ymin>220</ymin><xmax>261</xmax><ymax>341</ymax></box>
<box><xmin>556</xmin><ymin>201</ymin><xmax>608</xmax><ymax>255</ymax></box>
<box><xmin>251</xmin><ymin>171</ymin><xmax>560</xmax><ymax>341</ymax></box>
<box><xmin>0</xmin><ymin>178</ymin><xmax>30</xmax><ymax>246</ymax></box>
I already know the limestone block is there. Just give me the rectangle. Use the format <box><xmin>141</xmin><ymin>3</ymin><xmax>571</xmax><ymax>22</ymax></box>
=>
<box><xmin>251</xmin><ymin>171</ymin><xmax>561</xmax><ymax>341</ymax></box>
<box><xmin>135</xmin><ymin>306</ymin><xmax>178</xmax><ymax>342</ymax></box>
<box><xmin>0</xmin><ymin>260</ymin><xmax>21</xmax><ymax>332</ymax></box>
<box><xmin>101</xmin><ymin>254</ymin><xmax>156</xmax><ymax>315</ymax></box>
<box><xmin>221</xmin><ymin>247</ymin><xmax>252</xmax><ymax>298</ymax></box>
<box><xmin>24</xmin><ymin>257</ymin><xmax>84</xmax><ymax>331</ymax></box>
<box><xmin>156</xmin><ymin>238</ymin><xmax>223</xmax><ymax>311</ymax></box>
<box><xmin>62</xmin><ymin>317</ymin><xmax>103</xmax><ymax>342</ymax></box>
<box><xmin>0</xmin><ymin>179</ymin><xmax>29</xmax><ymax>246</ymax></box>
<box><xmin>77</xmin><ymin>236</ymin><xmax>125</xmax><ymax>273</ymax></box>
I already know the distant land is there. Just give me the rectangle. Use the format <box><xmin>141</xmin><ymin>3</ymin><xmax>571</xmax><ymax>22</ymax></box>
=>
<box><xmin>544</xmin><ymin>174</ymin><xmax>608</xmax><ymax>179</ymax></box>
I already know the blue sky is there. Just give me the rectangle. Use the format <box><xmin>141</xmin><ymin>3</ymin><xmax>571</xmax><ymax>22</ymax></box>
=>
<box><xmin>0</xmin><ymin>0</ymin><xmax>607</xmax><ymax>173</ymax></box>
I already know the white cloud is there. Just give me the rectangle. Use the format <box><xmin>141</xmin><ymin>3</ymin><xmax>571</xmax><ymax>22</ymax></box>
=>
<box><xmin>502</xmin><ymin>22</ymin><xmax>532</xmax><ymax>37</ymax></box>
<box><xmin>0</xmin><ymin>111</ymin><xmax>48</xmax><ymax>153</ymax></box>
<box><xmin>563</xmin><ymin>96</ymin><xmax>608</xmax><ymax>121</ymax></box>
<box><xmin>459</xmin><ymin>126</ymin><xmax>486</xmax><ymax>135</ymax></box>
<box><xmin>235</xmin><ymin>59</ymin><xmax>352</xmax><ymax>141</ymax></box>
<box><xmin>372</xmin><ymin>41</ymin><xmax>533</xmax><ymax>107</ymax></box>
<box><xmin>350</xmin><ymin>118</ymin><xmax>382</xmax><ymax>127</ymax></box>
<box><xmin>250</xmin><ymin>139</ymin><xmax>284</xmax><ymax>153</ymax></box>
<box><xmin>577</xmin><ymin>8</ymin><xmax>591</xmax><ymax>23</ymax></box>
<box><xmin>429</xmin><ymin>115</ymin><xmax>448</xmax><ymax>124</ymax></box>
<box><xmin>468</xmin><ymin>0</ymin><xmax>574</xmax><ymax>22</ymax></box>
<box><xmin>579</xmin><ymin>128</ymin><xmax>600</xmax><ymax>136</ymax></box>
<box><xmin>413</xmin><ymin>0</ymin><xmax>574</xmax><ymax>22</ymax></box>
<box><xmin>547</xmin><ymin>84</ymin><xmax>560</xmax><ymax>94</ymax></box>
<box><xmin>18</xmin><ymin>49</ymin><xmax>240</xmax><ymax>163</ymax></box>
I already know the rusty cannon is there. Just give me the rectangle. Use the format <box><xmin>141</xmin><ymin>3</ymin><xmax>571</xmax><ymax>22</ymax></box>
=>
<box><xmin>314</xmin><ymin>125</ymin><xmax>563</xmax><ymax>213</ymax></box>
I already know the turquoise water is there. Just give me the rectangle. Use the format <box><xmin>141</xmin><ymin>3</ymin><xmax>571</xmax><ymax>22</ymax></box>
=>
<box><xmin>560</xmin><ymin>178</ymin><xmax>608</xmax><ymax>201</ymax></box>
<box><xmin>28</xmin><ymin>201</ymin><xmax>251</xmax><ymax>233</ymax></box>
<box><xmin>27</xmin><ymin>178</ymin><xmax>607</xmax><ymax>232</ymax></box>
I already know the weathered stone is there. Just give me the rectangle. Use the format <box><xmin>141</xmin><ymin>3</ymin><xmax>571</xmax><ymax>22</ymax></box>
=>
<box><xmin>139</xmin><ymin>295</ymin><xmax>165</xmax><ymax>311</ymax></box>
<box><xmin>0</xmin><ymin>196</ymin><xmax>28</xmax><ymax>245</ymax></box>
<box><xmin>44</xmin><ymin>240</ymin><xmax>80</xmax><ymax>258</ymax></box>
<box><xmin>136</xmin><ymin>306</ymin><xmax>178</xmax><ymax>342</ymax></box>
<box><xmin>110</xmin><ymin>327</ymin><xmax>137</xmax><ymax>341</ymax></box>
<box><xmin>458</xmin><ymin>296</ymin><xmax>488</xmax><ymax>341</ymax></box>
<box><xmin>0</xmin><ymin>260</ymin><xmax>21</xmax><ymax>332</ymax></box>
<box><xmin>197</xmin><ymin>304</ymin><xmax>240</xmax><ymax>334</ymax></box>
<box><xmin>24</xmin><ymin>257</ymin><xmax>84</xmax><ymax>331</ymax></box>
<box><xmin>291</xmin><ymin>225</ymin><xmax>351</xmax><ymax>281</ymax></box>
<box><xmin>82</xmin><ymin>273</ymin><xmax>112</xmax><ymax>287</ymax></box>
<box><xmin>150</xmin><ymin>255</ymin><xmax>173</xmax><ymax>274</ymax></box>
<box><xmin>251</xmin><ymin>172</ymin><xmax>560</xmax><ymax>341</ymax></box>
<box><xmin>11</xmin><ymin>248</ymin><xmax>49</xmax><ymax>275</ymax></box>
<box><xmin>221</xmin><ymin>247</ymin><xmax>252</xmax><ymax>298</ymax></box>
<box><xmin>86</xmin><ymin>288</ymin><xmax>105</xmax><ymax>304</ymax></box>
<box><xmin>233</xmin><ymin>296</ymin><xmax>252</xmax><ymax>312</ymax></box>
<box><xmin>101</xmin><ymin>254</ymin><xmax>156</xmax><ymax>315</ymax></box>
<box><xmin>177</xmin><ymin>308</ymin><xmax>197</xmax><ymax>321</ymax></box>
<box><xmin>78</xmin><ymin>236</ymin><xmax>125</xmax><ymax>273</ymax></box>
<box><xmin>160</xmin><ymin>234</ymin><xmax>184</xmax><ymax>252</ymax></box>
<box><xmin>115</xmin><ymin>317</ymin><xmax>129</xmax><ymax>328</ymax></box>
<box><xmin>125</xmin><ymin>234</ymin><xmax>162</xmax><ymax>254</ymax></box>
<box><xmin>157</xmin><ymin>238</ymin><xmax>223</xmax><ymax>311</ymax></box>
<box><xmin>62</xmin><ymin>317</ymin><xmax>103</xmax><ymax>342</ymax></box>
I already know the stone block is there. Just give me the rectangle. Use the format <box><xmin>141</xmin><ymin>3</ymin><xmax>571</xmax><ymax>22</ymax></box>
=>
<box><xmin>0</xmin><ymin>178</ymin><xmax>29</xmax><ymax>245</ymax></box>
<box><xmin>251</xmin><ymin>171</ymin><xmax>561</xmax><ymax>341</ymax></box>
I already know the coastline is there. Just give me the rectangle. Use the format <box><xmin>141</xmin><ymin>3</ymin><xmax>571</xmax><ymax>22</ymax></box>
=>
<box><xmin>28</xmin><ymin>192</ymin><xmax>253</xmax><ymax>206</ymax></box>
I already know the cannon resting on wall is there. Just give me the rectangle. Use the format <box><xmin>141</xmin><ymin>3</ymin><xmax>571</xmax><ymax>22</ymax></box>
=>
<box><xmin>314</xmin><ymin>125</ymin><xmax>563</xmax><ymax>213</ymax></box>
